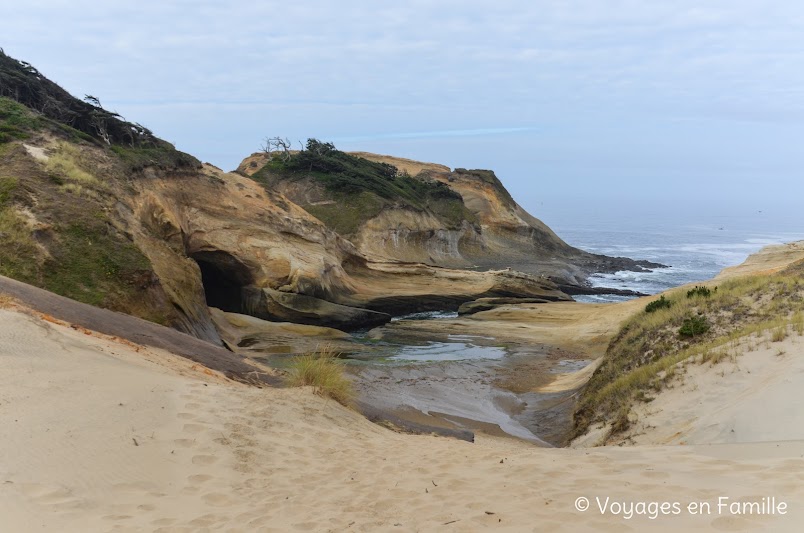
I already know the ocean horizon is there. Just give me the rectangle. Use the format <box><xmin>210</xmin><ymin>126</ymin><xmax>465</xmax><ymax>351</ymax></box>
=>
<box><xmin>544</xmin><ymin>209</ymin><xmax>804</xmax><ymax>302</ymax></box>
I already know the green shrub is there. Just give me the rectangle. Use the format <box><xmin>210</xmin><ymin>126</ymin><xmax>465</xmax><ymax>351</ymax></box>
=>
<box><xmin>252</xmin><ymin>139</ymin><xmax>475</xmax><ymax>234</ymax></box>
<box><xmin>679</xmin><ymin>315</ymin><xmax>711</xmax><ymax>338</ymax></box>
<box><xmin>645</xmin><ymin>295</ymin><xmax>672</xmax><ymax>313</ymax></box>
<box><xmin>259</xmin><ymin>139</ymin><xmax>462</xmax><ymax>205</ymax></box>
<box><xmin>687</xmin><ymin>285</ymin><xmax>713</xmax><ymax>298</ymax></box>
<box><xmin>285</xmin><ymin>346</ymin><xmax>354</xmax><ymax>407</ymax></box>
<box><xmin>0</xmin><ymin>97</ymin><xmax>40</xmax><ymax>143</ymax></box>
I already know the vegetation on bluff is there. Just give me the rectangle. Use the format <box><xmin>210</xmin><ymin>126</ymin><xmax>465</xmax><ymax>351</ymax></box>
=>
<box><xmin>574</xmin><ymin>270</ymin><xmax>804</xmax><ymax>440</ymax></box>
<box><xmin>0</xmin><ymin>50</ymin><xmax>203</xmax><ymax>324</ymax></box>
<box><xmin>0</xmin><ymin>97</ymin><xmax>43</xmax><ymax>143</ymax></box>
<box><xmin>0</xmin><ymin>141</ymin><xmax>161</xmax><ymax>318</ymax></box>
<box><xmin>251</xmin><ymin>139</ymin><xmax>476</xmax><ymax>235</ymax></box>
<box><xmin>0</xmin><ymin>50</ymin><xmax>199</xmax><ymax>172</ymax></box>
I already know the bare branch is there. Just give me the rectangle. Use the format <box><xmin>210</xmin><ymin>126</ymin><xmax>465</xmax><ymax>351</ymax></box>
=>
<box><xmin>261</xmin><ymin>136</ymin><xmax>293</xmax><ymax>162</ymax></box>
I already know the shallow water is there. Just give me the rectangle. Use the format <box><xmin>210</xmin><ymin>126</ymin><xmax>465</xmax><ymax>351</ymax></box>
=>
<box><xmin>388</xmin><ymin>340</ymin><xmax>506</xmax><ymax>362</ymax></box>
<box><xmin>390</xmin><ymin>310</ymin><xmax>459</xmax><ymax>321</ymax></box>
<box><xmin>351</xmin><ymin>319</ymin><xmax>502</xmax><ymax>365</ymax></box>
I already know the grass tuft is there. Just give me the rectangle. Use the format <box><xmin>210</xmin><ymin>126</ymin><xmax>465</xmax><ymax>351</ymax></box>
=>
<box><xmin>0</xmin><ymin>207</ymin><xmax>41</xmax><ymax>280</ymax></box>
<box><xmin>793</xmin><ymin>311</ymin><xmax>804</xmax><ymax>336</ymax></box>
<box><xmin>285</xmin><ymin>346</ymin><xmax>355</xmax><ymax>407</ymax></box>
<box><xmin>771</xmin><ymin>326</ymin><xmax>788</xmax><ymax>343</ymax></box>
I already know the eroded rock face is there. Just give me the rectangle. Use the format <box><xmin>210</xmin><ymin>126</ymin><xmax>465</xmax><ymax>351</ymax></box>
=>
<box><xmin>352</xmin><ymin>209</ymin><xmax>482</xmax><ymax>268</ymax></box>
<box><xmin>120</xmin><ymin>164</ymin><xmax>570</xmax><ymax>333</ymax></box>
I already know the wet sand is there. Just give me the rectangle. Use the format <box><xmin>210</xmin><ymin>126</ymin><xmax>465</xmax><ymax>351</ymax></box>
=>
<box><xmin>350</xmin><ymin>328</ymin><xmax>590</xmax><ymax>445</ymax></box>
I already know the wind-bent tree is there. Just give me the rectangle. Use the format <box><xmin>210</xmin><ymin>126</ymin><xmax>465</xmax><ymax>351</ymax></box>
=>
<box><xmin>261</xmin><ymin>136</ymin><xmax>293</xmax><ymax>162</ymax></box>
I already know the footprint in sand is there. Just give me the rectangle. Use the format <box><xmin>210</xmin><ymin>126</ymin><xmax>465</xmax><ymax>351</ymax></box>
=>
<box><xmin>641</xmin><ymin>470</ymin><xmax>670</xmax><ymax>479</ymax></box>
<box><xmin>18</xmin><ymin>483</ymin><xmax>59</xmax><ymax>498</ymax></box>
<box><xmin>101</xmin><ymin>515</ymin><xmax>133</xmax><ymax>521</ymax></box>
<box><xmin>112</xmin><ymin>481</ymin><xmax>156</xmax><ymax>492</ymax></box>
<box><xmin>18</xmin><ymin>484</ymin><xmax>80</xmax><ymax>508</ymax></box>
<box><xmin>182</xmin><ymin>423</ymin><xmax>207</xmax><ymax>434</ymax></box>
<box><xmin>173</xmin><ymin>438</ymin><xmax>196</xmax><ymax>448</ymax></box>
<box><xmin>192</xmin><ymin>455</ymin><xmax>219</xmax><ymax>465</ymax></box>
<box><xmin>177</xmin><ymin>412</ymin><xmax>196</xmax><ymax>420</ymax></box>
<box><xmin>202</xmin><ymin>492</ymin><xmax>236</xmax><ymax>507</ymax></box>
<box><xmin>188</xmin><ymin>474</ymin><xmax>213</xmax><ymax>484</ymax></box>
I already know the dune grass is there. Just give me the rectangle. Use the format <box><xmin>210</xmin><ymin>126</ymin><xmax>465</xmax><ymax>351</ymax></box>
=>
<box><xmin>284</xmin><ymin>346</ymin><xmax>355</xmax><ymax>407</ymax></box>
<box><xmin>46</xmin><ymin>142</ymin><xmax>101</xmax><ymax>187</ymax></box>
<box><xmin>573</xmin><ymin>272</ymin><xmax>804</xmax><ymax>440</ymax></box>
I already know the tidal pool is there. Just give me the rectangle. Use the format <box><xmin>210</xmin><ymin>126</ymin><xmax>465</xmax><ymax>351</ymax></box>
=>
<box><xmin>388</xmin><ymin>340</ymin><xmax>506</xmax><ymax>362</ymax></box>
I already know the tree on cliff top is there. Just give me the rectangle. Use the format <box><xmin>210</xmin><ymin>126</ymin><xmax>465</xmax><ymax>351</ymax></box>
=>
<box><xmin>0</xmin><ymin>49</ymin><xmax>153</xmax><ymax>147</ymax></box>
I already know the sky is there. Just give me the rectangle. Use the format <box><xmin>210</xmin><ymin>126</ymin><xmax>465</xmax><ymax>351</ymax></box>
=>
<box><xmin>4</xmin><ymin>1</ymin><xmax>804</xmax><ymax>226</ymax></box>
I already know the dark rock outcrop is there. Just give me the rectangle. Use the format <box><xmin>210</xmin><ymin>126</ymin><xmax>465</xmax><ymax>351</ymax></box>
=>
<box><xmin>242</xmin><ymin>287</ymin><xmax>392</xmax><ymax>330</ymax></box>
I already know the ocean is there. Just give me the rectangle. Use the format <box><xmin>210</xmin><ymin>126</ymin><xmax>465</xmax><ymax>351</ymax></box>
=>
<box><xmin>547</xmin><ymin>210</ymin><xmax>804</xmax><ymax>303</ymax></box>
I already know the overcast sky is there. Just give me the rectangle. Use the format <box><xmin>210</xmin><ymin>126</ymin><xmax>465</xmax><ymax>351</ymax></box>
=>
<box><xmin>4</xmin><ymin>1</ymin><xmax>804</xmax><ymax>224</ymax></box>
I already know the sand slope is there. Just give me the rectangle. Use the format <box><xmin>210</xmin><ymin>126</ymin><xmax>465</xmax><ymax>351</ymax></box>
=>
<box><xmin>615</xmin><ymin>329</ymin><xmax>804</xmax><ymax>447</ymax></box>
<box><xmin>2</xmin><ymin>305</ymin><xmax>804</xmax><ymax>532</ymax></box>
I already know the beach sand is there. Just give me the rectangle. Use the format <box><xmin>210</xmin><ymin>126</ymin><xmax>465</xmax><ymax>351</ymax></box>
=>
<box><xmin>2</xmin><ymin>300</ymin><xmax>804</xmax><ymax>532</ymax></box>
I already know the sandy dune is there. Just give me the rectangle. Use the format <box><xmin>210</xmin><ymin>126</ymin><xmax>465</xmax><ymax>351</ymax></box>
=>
<box><xmin>616</xmin><ymin>330</ymin><xmax>804</xmax><ymax>447</ymax></box>
<box><xmin>2</xmin><ymin>302</ymin><xmax>804</xmax><ymax>532</ymax></box>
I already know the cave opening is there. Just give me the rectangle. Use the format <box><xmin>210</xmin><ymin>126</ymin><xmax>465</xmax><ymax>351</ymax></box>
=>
<box><xmin>191</xmin><ymin>251</ymin><xmax>253</xmax><ymax>314</ymax></box>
